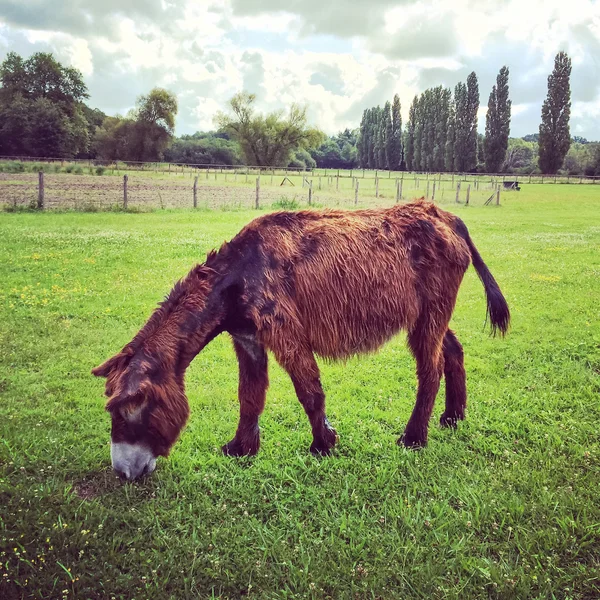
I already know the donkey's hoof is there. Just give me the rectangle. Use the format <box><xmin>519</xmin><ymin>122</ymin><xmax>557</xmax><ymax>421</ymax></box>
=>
<box><xmin>310</xmin><ymin>441</ymin><xmax>334</xmax><ymax>456</ymax></box>
<box><xmin>398</xmin><ymin>432</ymin><xmax>427</xmax><ymax>450</ymax></box>
<box><xmin>310</xmin><ymin>426</ymin><xmax>338</xmax><ymax>456</ymax></box>
<box><xmin>222</xmin><ymin>439</ymin><xmax>258</xmax><ymax>457</ymax></box>
<box><xmin>439</xmin><ymin>412</ymin><xmax>464</xmax><ymax>429</ymax></box>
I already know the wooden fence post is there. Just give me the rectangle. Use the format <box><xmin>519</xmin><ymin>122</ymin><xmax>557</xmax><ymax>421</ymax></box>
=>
<box><xmin>455</xmin><ymin>181</ymin><xmax>460</xmax><ymax>203</ymax></box>
<box><xmin>255</xmin><ymin>177</ymin><xmax>260</xmax><ymax>209</ymax></box>
<box><xmin>355</xmin><ymin>180</ymin><xmax>359</xmax><ymax>206</ymax></box>
<box><xmin>37</xmin><ymin>171</ymin><xmax>44</xmax><ymax>209</ymax></box>
<box><xmin>375</xmin><ymin>177</ymin><xmax>379</xmax><ymax>198</ymax></box>
<box><xmin>123</xmin><ymin>174</ymin><xmax>128</xmax><ymax>210</ymax></box>
<box><xmin>496</xmin><ymin>189</ymin><xmax>500</xmax><ymax>205</ymax></box>
<box><xmin>432</xmin><ymin>181</ymin><xmax>436</xmax><ymax>201</ymax></box>
<box><xmin>318</xmin><ymin>176</ymin><xmax>322</xmax><ymax>191</ymax></box>
<box><xmin>308</xmin><ymin>180</ymin><xmax>313</xmax><ymax>206</ymax></box>
<box><xmin>466</xmin><ymin>184</ymin><xmax>470</xmax><ymax>205</ymax></box>
<box><xmin>336</xmin><ymin>176</ymin><xmax>339</xmax><ymax>191</ymax></box>
<box><xmin>193</xmin><ymin>176</ymin><xmax>198</xmax><ymax>208</ymax></box>
<box><xmin>426</xmin><ymin>180</ymin><xmax>430</xmax><ymax>198</ymax></box>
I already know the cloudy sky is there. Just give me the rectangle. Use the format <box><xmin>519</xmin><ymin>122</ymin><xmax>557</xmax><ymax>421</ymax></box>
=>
<box><xmin>1</xmin><ymin>0</ymin><xmax>599</xmax><ymax>139</ymax></box>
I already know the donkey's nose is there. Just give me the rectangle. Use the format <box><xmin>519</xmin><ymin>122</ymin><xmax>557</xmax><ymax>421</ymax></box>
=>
<box><xmin>111</xmin><ymin>442</ymin><xmax>156</xmax><ymax>481</ymax></box>
<box><xmin>114</xmin><ymin>465</ymin><xmax>131</xmax><ymax>480</ymax></box>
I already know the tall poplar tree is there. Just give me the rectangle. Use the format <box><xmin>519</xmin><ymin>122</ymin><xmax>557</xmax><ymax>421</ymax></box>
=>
<box><xmin>538</xmin><ymin>51</ymin><xmax>572</xmax><ymax>174</ymax></box>
<box><xmin>390</xmin><ymin>94</ymin><xmax>402</xmax><ymax>170</ymax></box>
<box><xmin>404</xmin><ymin>96</ymin><xmax>418</xmax><ymax>171</ymax></box>
<box><xmin>485</xmin><ymin>66</ymin><xmax>511</xmax><ymax>172</ymax></box>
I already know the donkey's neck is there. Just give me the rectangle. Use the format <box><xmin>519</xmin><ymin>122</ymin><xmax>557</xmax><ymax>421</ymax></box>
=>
<box><xmin>127</xmin><ymin>268</ymin><xmax>226</xmax><ymax>376</ymax></box>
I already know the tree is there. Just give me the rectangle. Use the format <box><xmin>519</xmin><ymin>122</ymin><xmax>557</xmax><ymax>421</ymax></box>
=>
<box><xmin>404</xmin><ymin>96</ymin><xmax>418</xmax><ymax>171</ymax></box>
<box><xmin>136</xmin><ymin>88</ymin><xmax>177</xmax><ymax>133</ymax></box>
<box><xmin>433</xmin><ymin>88</ymin><xmax>450</xmax><ymax>171</ymax></box>
<box><xmin>216</xmin><ymin>92</ymin><xmax>323</xmax><ymax>167</ymax></box>
<box><xmin>413</xmin><ymin>95</ymin><xmax>425</xmax><ymax>170</ymax></box>
<box><xmin>0</xmin><ymin>51</ymin><xmax>88</xmax><ymax>107</ymax></box>
<box><xmin>453</xmin><ymin>73</ymin><xmax>479</xmax><ymax>171</ymax></box>
<box><xmin>383</xmin><ymin>101</ymin><xmax>393</xmax><ymax>170</ymax></box>
<box><xmin>452</xmin><ymin>81</ymin><xmax>467</xmax><ymax>171</ymax></box>
<box><xmin>133</xmin><ymin>88</ymin><xmax>178</xmax><ymax>161</ymax></box>
<box><xmin>390</xmin><ymin>94</ymin><xmax>402</xmax><ymax>170</ymax></box>
<box><xmin>503</xmin><ymin>138</ymin><xmax>537</xmax><ymax>173</ymax></box>
<box><xmin>0</xmin><ymin>51</ymin><xmax>91</xmax><ymax>157</ymax></box>
<box><xmin>485</xmin><ymin>66</ymin><xmax>511</xmax><ymax>172</ymax></box>
<box><xmin>445</xmin><ymin>102</ymin><xmax>455</xmax><ymax>172</ymax></box>
<box><xmin>377</xmin><ymin>104</ymin><xmax>389</xmax><ymax>169</ymax></box>
<box><xmin>539</xmin><ymin>52</ymin><xmax>572</xmax><ymax>174</ymax></box>
<box><xmin>357</xmin><ymin>110</ymin><xmax>368</xmax><ymax>167</ymax></box>
<box><xmin>163</xmin><ymin>132</ymin><xmax>243</xmax><ymax>166</ymax></box>
<box><xmin>311</xmin><ymin>130</ymin><xmax>358</xmax><ymax>169</ymax></box>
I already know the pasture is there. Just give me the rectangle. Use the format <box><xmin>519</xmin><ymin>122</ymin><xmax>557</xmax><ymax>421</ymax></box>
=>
<box><xmin>0</xmin><ymin>185</ymin><xmax>599</xmax><ymax>599</ymax></box>
<box><xmin>2</xmin><ymin>159</ymin><xmax>598</xmax><ymax>211</ymax></box>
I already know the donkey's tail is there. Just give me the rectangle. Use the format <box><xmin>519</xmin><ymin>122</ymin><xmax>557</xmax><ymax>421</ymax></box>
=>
<box><xmin>454</xmin><ymin>218</ymin><xmax>510</xmax><ymax>336</ymax></box>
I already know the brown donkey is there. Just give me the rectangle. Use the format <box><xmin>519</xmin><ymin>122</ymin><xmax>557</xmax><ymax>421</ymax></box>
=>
<box><xmin>93</xmin><ymin>200</ymin><xmax>509</xmax><ymax>480</ymax></box>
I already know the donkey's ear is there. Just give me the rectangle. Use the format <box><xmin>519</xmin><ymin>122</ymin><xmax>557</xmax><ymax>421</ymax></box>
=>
<box><xmin>92</xmin><ymin>352</ymin><xmax>129</xmax><ymax>377</ymax></box>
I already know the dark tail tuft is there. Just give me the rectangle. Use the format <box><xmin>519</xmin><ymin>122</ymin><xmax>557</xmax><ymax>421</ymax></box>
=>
<box><xmin>454</xmin><ymin>218</ymin><xmax>510</xmax><ymax>336</ymax></box>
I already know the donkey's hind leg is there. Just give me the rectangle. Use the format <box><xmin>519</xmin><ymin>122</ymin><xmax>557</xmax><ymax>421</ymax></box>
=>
<box><xmin>223</xmin><ymin>337</ymin><xmax>269</xmax><ymax>457</ymax></box>
<box><xmin>440</xmin><ymin>329</ymin><xmax>467</xmax><ymax>428</ymax></box>
<box><xmin>400</xmin><ymin>319</ymin><xmax>446</xmax><ymax>448</ymax></box>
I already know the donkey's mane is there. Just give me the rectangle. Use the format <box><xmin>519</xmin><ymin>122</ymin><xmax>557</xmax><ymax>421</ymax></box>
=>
<box><xmin>124</xmin><ymin>259</ymin><xmax>218</xmax><ymax>355</ymax></box>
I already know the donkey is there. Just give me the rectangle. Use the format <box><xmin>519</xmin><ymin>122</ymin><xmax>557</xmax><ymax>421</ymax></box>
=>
<box><xmin>93</xmin><ymin>200</ymin><xmax>509</xmax><ymax>480</ymax></box>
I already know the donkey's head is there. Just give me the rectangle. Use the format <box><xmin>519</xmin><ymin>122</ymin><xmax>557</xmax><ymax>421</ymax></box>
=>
<box><xmin>92</xmin><ymin>348</ymin><xmax>190</xmax><ymax>480</ymax></box>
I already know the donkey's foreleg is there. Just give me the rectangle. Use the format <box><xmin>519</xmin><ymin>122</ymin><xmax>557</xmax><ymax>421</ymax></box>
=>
<box><xmin>278</xmin><ymin>348</ymin><xmax>337</xmax><ymax>455</ymax></box>
<box><xmin>223</xmin><ymin>337</ymin><xmax>269</xmax><ymax>457</ymax></box>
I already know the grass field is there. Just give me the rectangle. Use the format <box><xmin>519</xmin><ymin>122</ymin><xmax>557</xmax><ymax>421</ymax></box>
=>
<box><xmin>0</xmin><ymin>186</ymin><xmax>599</xmax><ymax>599</ymax></box>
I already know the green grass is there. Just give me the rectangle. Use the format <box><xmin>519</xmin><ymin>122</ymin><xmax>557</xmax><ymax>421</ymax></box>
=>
<box><xmin>0</xmin><ymin>187</ymin><xmax>599</xmax><ymax>599</ymax></box>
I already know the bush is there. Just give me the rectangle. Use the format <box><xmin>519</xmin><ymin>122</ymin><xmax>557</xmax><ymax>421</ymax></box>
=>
<box><xmin>0</xmin><ymin>161</ymin><xmax>26</xmax><ymax>173</ymax></box>
<box><xmin>95</xmin><ymin>166</ymin><xmax>106</xmax><ymax>176</ymax></box>
<box><xmin>271</xmin><ymin>197</ymin><xmax>299</xmax><ymax>210</ymax></box>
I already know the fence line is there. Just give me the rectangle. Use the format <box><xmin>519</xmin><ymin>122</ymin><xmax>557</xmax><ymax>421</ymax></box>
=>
<box><xmin>1</xmin><ymin>155</ymin><xmax>599</xmax><ymax>185</ymax></box>
<box><xmin>22</xmin><ymin>167</ymin><xmax>600</xmax><ymax>211</ymax></box>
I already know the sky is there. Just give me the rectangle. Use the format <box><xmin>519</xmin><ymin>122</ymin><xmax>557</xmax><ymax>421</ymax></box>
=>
<box><xmin>1</xmin><ymin>0</ymin><xmax>599</xmax><ymax>139</ymax></box>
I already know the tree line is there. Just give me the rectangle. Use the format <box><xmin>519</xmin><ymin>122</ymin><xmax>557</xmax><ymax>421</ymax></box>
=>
<box><xmin>0</xmin><ymin>50</ymin><xmax>597</xmax><ymax>175</ymax></box>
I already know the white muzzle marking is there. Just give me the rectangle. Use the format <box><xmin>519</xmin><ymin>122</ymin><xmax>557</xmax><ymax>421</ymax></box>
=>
<box><xmin>111</xmin><ymin>442</ymin><xmax>156</xmax><ymax>481</ymax></box>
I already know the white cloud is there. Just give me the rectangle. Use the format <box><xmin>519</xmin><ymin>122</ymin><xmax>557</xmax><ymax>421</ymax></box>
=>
<box><xmin>0</xmin><ymin>0</ymin><xmax>599</xmax><ymax>138</ymax></box>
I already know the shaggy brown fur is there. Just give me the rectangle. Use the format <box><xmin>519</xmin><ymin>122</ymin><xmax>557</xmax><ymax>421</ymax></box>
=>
<box><xmin>93</xmin><ymin>200</ymin><xmax>509</xmax><ymax>463</ymax></box>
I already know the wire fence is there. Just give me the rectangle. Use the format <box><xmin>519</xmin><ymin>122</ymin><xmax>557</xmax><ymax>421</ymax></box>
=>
<box><xmin>1</xmin><ymin>155</ymin><xmax>600</xmax><ymax>185</ymax></box>
<box><xmin>0</xmin><ymin>170</ymin><xmax>522</xmax><ymax>211</ymax></box>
